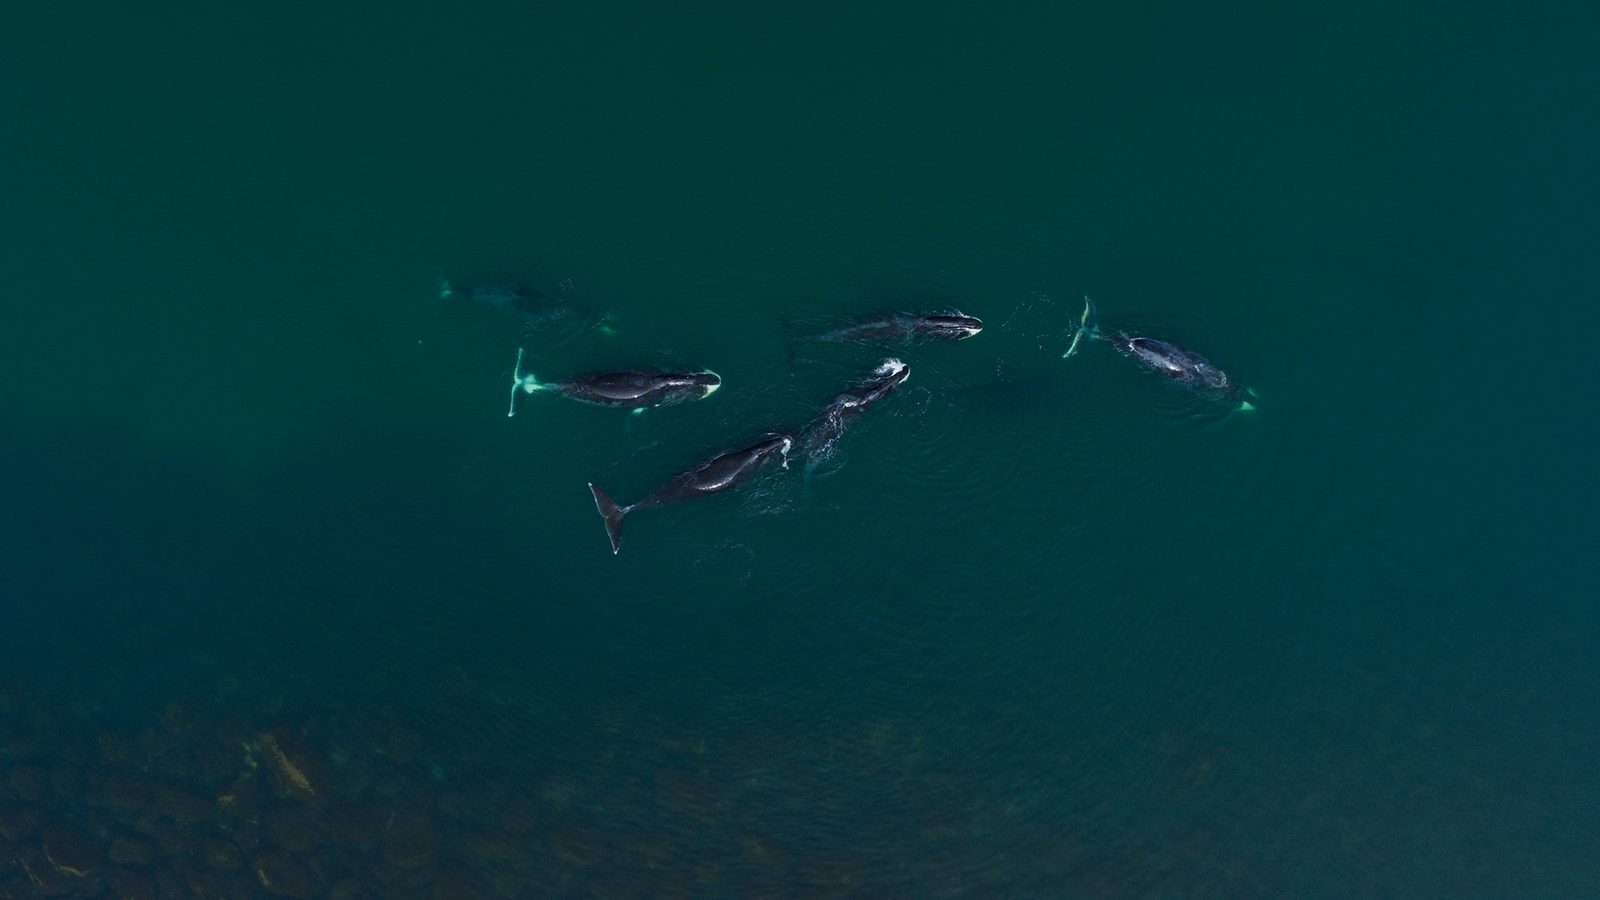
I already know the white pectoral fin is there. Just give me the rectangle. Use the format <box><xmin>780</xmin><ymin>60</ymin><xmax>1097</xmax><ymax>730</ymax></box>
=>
<box><xmin>1063</xmin><ymin>328</ymin><xmax>1086</xmax><ymax>358</ymax></box>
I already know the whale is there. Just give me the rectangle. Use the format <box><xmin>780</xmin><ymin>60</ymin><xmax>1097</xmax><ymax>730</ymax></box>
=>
<box><xmin>799</xmin><ymin>358</ymin><xmax>910</xmax><ymax>461</ymax></box>
<box><xmin>1065</xmin><ymin>298</ymin><xmax>1255</xmax><ymax>410</ymax></box>
<box><xmin>443</xmin><ymin>278</ymin><xmax>617</xmax><ymax>339</ymax></box>
<box><xmin>588</xmin><ymin>433</ymin><xmax>792</xmax><ymax>554</ymax></box>
<box><xmin>795</xmin><ymin>311</ymin><xmax>982</xmax><ymax>345</ymax></box>
<box><xmin>507</xmin><ymin>349</ymin><xmax>719</xmax><ymax>416</ymax></box>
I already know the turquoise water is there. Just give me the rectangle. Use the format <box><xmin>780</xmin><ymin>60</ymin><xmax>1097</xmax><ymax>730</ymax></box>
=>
<box><xmin>3</xmin><ymin>5</ymin><xmax>1598</xmax><ymax>897</ymax></box>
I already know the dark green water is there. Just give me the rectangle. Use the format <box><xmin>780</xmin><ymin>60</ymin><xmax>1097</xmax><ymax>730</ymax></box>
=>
<box><xmin>3</xmin><ymin>4</ymin><xmax>1598</xmax><ymax>897</ymax></box>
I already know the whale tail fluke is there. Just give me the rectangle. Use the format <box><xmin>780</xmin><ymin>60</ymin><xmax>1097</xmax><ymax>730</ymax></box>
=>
<box><xmin>1063</xmin><ymin>296</ymin><xmax>1099</xmax><ymax>358</ymax></box>
<box><xmin>588</xmin><ymin>482</ymin><xmax>627</xmax><ymax>554</ymax></box>
<box><xmin>507</xmin><ymin>347</ymin><xmax>545</xmax><ymax>416</ymax></box>
<box><xmin>439</xmin><ymin>277</ymin><xmax>454</xmax><ymax>300</ymax></box>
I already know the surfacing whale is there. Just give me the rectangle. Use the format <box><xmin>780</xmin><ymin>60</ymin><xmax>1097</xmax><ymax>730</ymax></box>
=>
<box><xmin>1065</xmin><ymin>298</ymin><xmax>1255</xmax><ymax>410</ymax></box>
<box><xmin>507</xmin><ymin>349</ymin><xmax>720</xmax><ymax>416</ymax></box>
<box><xmin>443</xmin><ymin>278</ymin><xmax>617</xmax><ymax>340</ymax></box>
<box><xmin>799</xmin><ymin>358</ymin><xmax>910</xmax><ymax>461</ymax></box>
<box><xmin>796</xmin><ymin>311</ymin><xmax>982</xmax><ymax>345</ymax></box>
<box><xmin>588</xmin><ymin>433</ymin><xmax>793</xmax><ymax>554</ymax></box>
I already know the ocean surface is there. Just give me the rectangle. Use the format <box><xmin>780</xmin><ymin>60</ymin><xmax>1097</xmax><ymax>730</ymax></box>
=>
<box><xmin>2</xmin><ymin>5</ymin><xmax>1597</xmax><ymax>897</ymax></box>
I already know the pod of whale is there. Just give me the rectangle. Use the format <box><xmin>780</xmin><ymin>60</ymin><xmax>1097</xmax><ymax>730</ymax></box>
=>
<box><xmin>588</xmin><ymin>434</ymin><xmax>794</xmax><ymax>555</ymax></box>
<box><xmin>451</xmin><ymin>271</ymin><xmax>1254</xmax><ymax>554</ymax></box>
<box><xmin>506</xmin><ymin>348</ymin><xmax>720</xmax><ymax>416</ymax></box>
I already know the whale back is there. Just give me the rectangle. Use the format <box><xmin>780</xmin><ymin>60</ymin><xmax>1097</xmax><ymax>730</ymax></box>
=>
<box><xmin>1123</xmin><ymin>337</ymin><xmax>1233</xmax><ymax>391</ymax></box>
<box><xmin>644</xmin><ymin>435</ymin><xmax>791</xmax><ymax>507</ymax></box>
<box><xmin>562</xmin><ymin>370</ymin><xmax>720</xmax><ymax>407</ymax></box>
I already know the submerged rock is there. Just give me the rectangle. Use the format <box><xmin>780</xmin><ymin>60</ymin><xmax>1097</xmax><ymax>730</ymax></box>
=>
<box><xmin>16</xmin><ymin>846</ymin><xmax>75</xmax><ymax>896</ymax></box>
<box><xmin>652</xmin><ymin>769</ymin><xmax>726</xmax><ymax>823</ymax></box>
<box><xmin>152</xmin><ymin>783</ymin><xmax>208</xmax><ymax>824</ymax></box>
<box><xmin>48</xmin><ymin>764</ymin><xmax>82</xmax><ymax>801</ymax></box>
<box><xmin>152</xmin><ymin>820</ymin><xmax>197</xmax><ymax>858</ymax></box>
<box><xmin>107</xmin><ymin>867</ymin><xmax>159</xmax><ymax>900</ymax></box>
<box><xmin>328</xmin><ymin>877</ymin><xmax>369</xmax><ymax>900</ymax></box>
<box><xmin>97</xmin><ymin>731</ymin><xmax>142</xmax><ymax>770</ymax></box>
<box><xmin>547</xmin><ymin>824</ymin><xmax>605</xmax><ymax>868</ymax></box>
<box><xmin>256</xmin><ymin>730</ymin><xmax>326</xmax><ymax>802</ymax></box>
<box><xmin>253</xmin><ymin>852</ymin><xmax>317</xmax><ymax>898</ymax></box>
<box><xmin>216</xmin><ymin>770</ymin><xmax>266</xmax><ymax>822</ymax></box>
<box><xmin>104</xmin><ymin>774</ymin><xmax>152</xmax><ymax>813</ymax></box>
<box><xmin>382</xmin><ymin>808</ymin><xmax>440</xmax><ymax>868</ymax></box>
<box><xmin>433</xmin><ymin>868</ymin><xmax>490</xmax><ymax>900</ymax></box>
<box><xmin>462</xmin><ymin>828</ymin><xmax>525</xmax><ymax>863</ymax></box>
<box><xmin>106</xmin><ymin>834</ymin><xmax>156</xmax><ymax>866</ymax></box>
<box><xmin>265</xmin><ymin>805</ymin><xmax>325</xmax><ymax>853</ymax></box>
<box><xmin>200</xmin><ymin>837</ymin><xmax>245</xmax><ymax>872</ymax></box>
<box><xmin>195</xmin><ymin>741</ymin><xmax>238</xmax><ymax>785</ymax></box>
<box><xmin>41</xmin><ymin>824</ymin><xmax>100</xmax><ymax>877</ymax></box>
<box><xmin>0</xmin><ymin>804</ymin><xmax>40</xmax><ymax>841</ymax></box>
<box><xmin>496</xmin><ymin>796</ymin><xmax>537</xmax><ymax>835</ymax></box>
<box><xmin>327</xmin><ymin>802</ymin><xmax>386</xmax><ymax>850</ymax></box>
<box><xmin>9</xmin><ymin>764</ymin><xmax>50</xmax><ymax>804</ymax></box>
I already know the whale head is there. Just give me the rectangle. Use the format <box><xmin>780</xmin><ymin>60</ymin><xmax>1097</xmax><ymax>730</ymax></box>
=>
<box><xmin>870</xmin><ymin>358</ymin><xmax>911</xmax><ymax>392</ymax></box>
<box><xmin>692</xmin><ymin>370</ymin><xmax>722</xmax><ymax>396</ymax></box>
<box><xmin>874</xmin><ymin>358</ymin><xmax>908</xmax><ymax>378</ymax></box>
<box><xmin>920</xmin><ymin>312</ymin><xmax>983</xmax><ymax>339</ymax></box>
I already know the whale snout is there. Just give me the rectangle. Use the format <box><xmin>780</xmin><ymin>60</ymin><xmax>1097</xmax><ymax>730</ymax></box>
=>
<box><xmin>693</xmin><ymin>370</ymin><xmax>722</xmax><ymax>395</ymax></box>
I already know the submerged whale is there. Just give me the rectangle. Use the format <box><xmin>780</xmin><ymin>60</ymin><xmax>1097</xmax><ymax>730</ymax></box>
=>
<box><xmin>443</xmin><ymin>278</ymin><xmax>617</xmax><ymax>339</ymax></box>
<box><xmin>1065</xmin><ymin>298</ymin><xmax>1255</xmax><ymax>410</ymax></box>
<box><xmin>588</xmin><ymin>433</ymin><xmax>793</xmax><ymax>554</ymax></box>
<box><xmin>795</xmin><ymin>311</ymin><xmax>982</xmax><ymax>345</ymax></box>
<box><xmin>800</xmin><ymin>358</ymin><xmax>910</xmax><ymax>461</ymax></box>
<box><xmin>507</xmin><ymin>349</ymin><xmax>719</xmax><ymax>416</ymax></box>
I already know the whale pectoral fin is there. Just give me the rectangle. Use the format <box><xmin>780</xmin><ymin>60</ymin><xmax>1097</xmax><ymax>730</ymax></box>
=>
<box><xmin>1062</xmin><ymin>327</ymin><xmax>1086</xmax><ymax>359</ymax></box>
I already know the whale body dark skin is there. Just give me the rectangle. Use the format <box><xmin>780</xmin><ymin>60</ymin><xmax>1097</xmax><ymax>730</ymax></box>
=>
<box><xmin>507</xmin><ymin>349</ymin><xmax>719</xmax><ymax>415</ymax></box>
<box><xmin>444</xmin><ymin>280</ymin><xmax>574</xmax><ymax>324</ymax></box>
<box><xmin>467</xmin><ymin>283</ymin><xmax>562</xmax><ymax>320</ymax></box>
<box><xmin>1109</xmin><ymin>335</ymin><xmax>1237</xmax><ymax>394</ymax></box>
<box><xmin>800</xmin><ymin>311</ymin><xmax>982</xmax><ymax>344</ymax></box>
<box><xmin>443</xmin><ymin>279</ymin><xmax>617</xmax><ymax>340</ymax></box>
<box><xmin>588</xmin><ymin>433</ymin><xmax>793</xmax><ymax>554</ymax></box>
<box><xmin>1066</xmin><ymin>298</ymin><xmax>1253</xmax><ymax>408</ymax></box>
<box><xmin>559</xmin><ymin>370</ymin><xmax>721</xmax><ymax>406</ymax></box>
<box><xmin>800</xmin><ymin>358</ymin><xmax>910</xmax><ymax>460</ymax></box>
